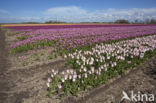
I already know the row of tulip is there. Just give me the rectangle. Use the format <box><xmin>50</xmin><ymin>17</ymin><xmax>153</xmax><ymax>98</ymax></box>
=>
<box><xmin>6</xmin><ymin>24</ymin><xmax>153</xmax><ymax>30</ymax></box>
<box><xmin>47</xmin><ymin>35</ymin><xmax>156</xmax><ymax>96</ymax></box>
<box><xmin>10</xmin><ymin>26</ymin><xmax>156</xmax><ymax>53</ymax></box>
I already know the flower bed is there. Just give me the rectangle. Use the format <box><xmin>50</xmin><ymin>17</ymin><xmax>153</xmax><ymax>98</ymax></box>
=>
<box><xmin>47</xmin><ymin>35</ymin><xmax>156</xmax><ymax>96</ymax></box>
<box><xmin>9</xmin><ymin>25</ymin><xmax>156</xmax><ymax>53</ymax></box>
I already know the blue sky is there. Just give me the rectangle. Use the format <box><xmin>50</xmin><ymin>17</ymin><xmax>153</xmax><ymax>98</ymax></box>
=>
<box><xmin>0</xmin><ymin>0</ymin><xmax>156</xmax><ymax>23</ymax></box>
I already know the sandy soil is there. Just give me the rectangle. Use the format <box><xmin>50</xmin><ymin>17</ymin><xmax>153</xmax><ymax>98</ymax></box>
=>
<box><xmin>0</xmin><ymin>28</ymin><xmax>12</xmax><ymax>103</ymax></box>
<box><xmin>0</xmin><ymin>28</ymin><xmax>156</xmax><ymax>103</ymax></box>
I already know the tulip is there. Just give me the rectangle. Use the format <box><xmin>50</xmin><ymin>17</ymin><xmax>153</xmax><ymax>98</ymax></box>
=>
<box><xmin>48</xmin><ymin>78</ymin><xmax>51</xmax><ymax>83</ymax></box>
<box><xmin>85</xmin><ymin>73</ymin><xmax>88</xmax><ymax>78</ymax></box>
<box><xmin>46</xmin><ymin>82</ymin><xmax>50</xmax><ymax>88</ymax></box>
<box><xmin>58</xmin><ymin>84</ymin><xmax>62</xmax><ymax>89</ymax></box>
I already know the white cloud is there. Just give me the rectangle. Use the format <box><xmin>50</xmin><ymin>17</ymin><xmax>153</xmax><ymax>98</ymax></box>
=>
<box><xmin>43</xmin><ymin>6</ymin><xmax>156</xmax><ymax>22</ymax></box>
<box><xmin>87</xmin><ymin>8</ymin><xmax>156</xmax><ymax>22</ymax></box>
<box><xmin>44</xmin><ymin>6</ymin><xmax>87</xmax><ymax>16</ymax></box>
<box><xmin>0</xmin><ymin>6</ymin><xmax>156</xmax><ymax>23</ymax></box>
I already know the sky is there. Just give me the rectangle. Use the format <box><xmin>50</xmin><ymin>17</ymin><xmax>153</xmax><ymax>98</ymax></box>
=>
<box><xmin>0</xmin><ymin>0</ymin><xmax>156</xmax><ymax>23</ymax></box>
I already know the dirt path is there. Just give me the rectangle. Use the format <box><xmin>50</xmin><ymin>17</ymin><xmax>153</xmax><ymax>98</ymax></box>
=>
<box><xmin>0</xmin><ymin>28</ymin><xmax>63</xmax><ymax>103</ymax></box>
<box><xmin>0</xmin><ymin>28</ymin><xmax>10</xmax><ymax>103</ymax></box>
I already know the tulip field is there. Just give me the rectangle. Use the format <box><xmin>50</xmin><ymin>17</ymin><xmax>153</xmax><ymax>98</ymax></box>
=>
<box><xmin>4</xmin><ymin>24</ymin><xmax>156</xmax><ymax>98</ymax></box>
<box><xmin>8</xmin><ymin>25</ymin><xmax>156</xmax><ymax>53</ymax></box>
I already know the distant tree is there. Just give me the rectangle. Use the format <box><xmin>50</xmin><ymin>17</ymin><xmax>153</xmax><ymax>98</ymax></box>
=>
<box><xmin>144</xmin><ymin>19</ymin><xmax>156</xmax><ymax>24</ymax></box>
<box><xmin>150</xmin><ymin>19</ymin><xmax>156</xmax><ymax>24</ymax></box>
<box><xmin>145</xmin><ymin>19</ymin><xmax>150</xmax><ymax>24</ymax></box>
<box><xmin>115</xmin><ymin>19</ymin><xmax>130</xmax><ymax>24</ymax></box>
<box><xmin>80</xmin><ymin>22</ymin><xmax>90</xmax><ymax>24</ymax></box>
<box><xmin>132</xmin><ymin>19</ymin><xmax>145</xmax><ymax>24</ymax></box>
<box><xmin>45</xmin><ymin>20</ymin><xmax>66</xmax><ymax>24</ymax></box>
<box><xmin>92</xmin><ymin>22</ymin><xmax>100</xmax><ymax>23</ymax></box>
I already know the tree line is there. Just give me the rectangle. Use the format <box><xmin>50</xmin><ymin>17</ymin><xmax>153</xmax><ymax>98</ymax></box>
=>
<box><xmin>1</xmin><ymin>19</ymin><xmax>156</xmax><ymax>24</ymax></box>
<box><xmin>114</xmin><ymin>19</ymin><xmax>156</xmax><ymax>24</ymax></box>
<box><xmin>44</xmin><ymin>19</ymin><xmax>156</xmax><ymax>24</ymax></box>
